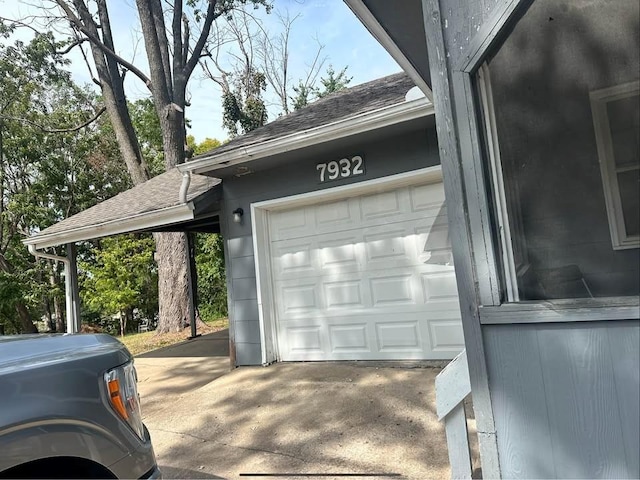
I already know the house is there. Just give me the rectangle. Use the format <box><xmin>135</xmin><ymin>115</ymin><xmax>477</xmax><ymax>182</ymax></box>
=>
<box><xmin>24</xmin><ymin>0</ymin><xmax>639</xmax><ymax>477</ymax></box>
<box><xmin>343</xmin><ymin>0</ymin><xmax>639</xmax><ymax>478</ymax></box>
<box><xmin>24</xmin><ymin>73</ymin><xmax>467</xmax><ymax>366</ymax></box>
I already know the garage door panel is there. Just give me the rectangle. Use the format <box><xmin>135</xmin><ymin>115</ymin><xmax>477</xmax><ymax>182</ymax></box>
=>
<box><xmin>328</xmin><ymin>323</ymin><xmax>370</xmax><ymax>353</ymax></box>
<box><xmin>376</xmin><ymin>321</ymin><xmax>423</xmax><ymax>352</ymax></box>
<box><xmin>269</xmin><ymin>181</ymin><xmax>465</xmax><ymax>361</ymax></box>
<box><xmin>410</xmin><ymin>182</ymin><xmax>446</xmax><ymax>212</ymax></box>
<box><xmin>275</xmin><ymin>264</ymin><xmax>458</xmax><ymax>318</ymax></box>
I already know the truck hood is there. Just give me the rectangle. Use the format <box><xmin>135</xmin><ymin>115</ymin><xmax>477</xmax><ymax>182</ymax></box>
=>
<box><xmin>0</xmin><ymin>334</ymin><xmax>131</xmax><ymax>373</ymax></box>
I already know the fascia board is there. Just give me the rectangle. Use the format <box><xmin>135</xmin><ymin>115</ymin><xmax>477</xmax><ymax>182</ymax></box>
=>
<box><xmin>180</xmin><ymin>99</ymin><xmax>434</xmax><ymax>175</ymax></box>
<box><xmin>23</xmin><ymin>203</ymin><xmax>195</xmax><ymax>249</ymax></box>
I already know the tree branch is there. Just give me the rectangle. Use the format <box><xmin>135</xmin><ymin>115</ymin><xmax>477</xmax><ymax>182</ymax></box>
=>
<box><xmin>54</xmin><ymin>0</ymin><xmax>152</xmax><ymax>88</ymax></box>
<box><xmin>0</xmin><ymin>107</ymin><xmax>106</xmax><ymax>133</ymax></box>
<box><xmin>185</xmin><ymin>0</ymin><xmax>221</xmax><ymax>77</ymax></box>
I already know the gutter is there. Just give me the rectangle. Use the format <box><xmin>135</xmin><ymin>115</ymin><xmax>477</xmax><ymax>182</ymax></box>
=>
<box><xmin>27</xmin><ymin>245</ymin><xmax>76</xmax><ymax>334</ymax></box>
<box><xmin>344</xmin><ymin>0</ymin><xmax>433</xmax><ymax>100</ymax></box>
<box><xmin>23</xmin><ymin>203</ymin><xmax>196</xmax><ymax>250</ymax></box>
<box><xmin>179</xmin><ymin>98</ymin><xmax>434</xmax><ymax>175</ymax></box>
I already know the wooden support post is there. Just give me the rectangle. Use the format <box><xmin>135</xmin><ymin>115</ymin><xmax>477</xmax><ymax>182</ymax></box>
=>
<box><xmin>186</xmin><ymin>232</ymin><xmax>199</xmax><ymax>339</ymax></box>
<box><xmin>445</xmin><ymin>403</ymin><xmax>473</xmax><ymax>479</ymax></box>
<box><xmin>67</xmin><ymin>242</ymin><xmax>81</xmax><ymax>333</ymax></box>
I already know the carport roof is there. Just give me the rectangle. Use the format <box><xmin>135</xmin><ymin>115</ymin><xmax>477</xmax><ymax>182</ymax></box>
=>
<box><xmin>23</xmin><ymin>168</ymin><xmax>220</xmax><ymax>249</ymax></box>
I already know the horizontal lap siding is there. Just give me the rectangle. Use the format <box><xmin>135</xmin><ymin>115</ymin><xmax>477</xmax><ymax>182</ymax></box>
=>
<box><xmin>485</xmin><ymin>321</ymin><xmax>640</xmax><ymax>479</ymax></box>
<box><xmin>222</xmin><ymin>129</ymin><xmax>439</xmax><ymax>365</ymax></box>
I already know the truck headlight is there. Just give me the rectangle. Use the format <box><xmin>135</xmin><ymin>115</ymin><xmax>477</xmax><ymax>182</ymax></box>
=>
<box><xmin>104</xmin><ymin>362</ymin><xmax>145</xmax><ymax>440</ymax></box>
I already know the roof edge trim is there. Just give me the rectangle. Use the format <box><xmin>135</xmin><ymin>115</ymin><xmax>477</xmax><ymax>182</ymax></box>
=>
<box><xmin>181</xmin><ymin>98</ymin><xmax>434</xmax><ymax>175</ymax></box>
<box><xmin>344</xmin><ymin>0</ymin><xmax>433</xmax><ymax>99</ymax></box>
<box><xmin>23</xmin><ymin>203</ymin><xmax>196</xmax><ymax>249</ymax></box>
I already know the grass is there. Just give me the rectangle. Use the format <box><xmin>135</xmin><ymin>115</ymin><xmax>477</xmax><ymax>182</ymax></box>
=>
<box><xmin>118</xmin><ymin>317</ymin><xmax>229</xmax><ymax>356</ymax></box>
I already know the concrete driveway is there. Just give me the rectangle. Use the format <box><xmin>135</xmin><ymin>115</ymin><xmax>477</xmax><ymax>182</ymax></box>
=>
<box><xmin>135</xmin><ymin>330</ymin><xmax>478</xmax><ymax>479</ymax></box>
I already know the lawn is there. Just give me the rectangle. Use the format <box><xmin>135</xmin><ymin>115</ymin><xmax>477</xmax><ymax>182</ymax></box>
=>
<box><xmin>119</xmin><ymin>317</ymin><xmax>228</xmax><ymax>356</ymax></box>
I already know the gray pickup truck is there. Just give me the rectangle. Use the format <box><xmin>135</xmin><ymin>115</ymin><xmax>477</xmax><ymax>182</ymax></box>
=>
<box><xmin>0</xmin><ymin>334</ymin><xmax>160</xmax><ymax>479</ymax></box>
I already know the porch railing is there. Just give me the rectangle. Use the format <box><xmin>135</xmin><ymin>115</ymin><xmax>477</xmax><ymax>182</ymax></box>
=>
<box><xmin>435</xmin><ymin>349</ymin><xmax>473</xmax><ymax>479</ymax></box>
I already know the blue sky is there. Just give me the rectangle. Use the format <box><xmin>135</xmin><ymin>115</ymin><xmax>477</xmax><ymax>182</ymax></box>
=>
<box><xmin>2</xmin><ymin>0</ymin><xmax>401</xmax><ymax>143</ymax></box>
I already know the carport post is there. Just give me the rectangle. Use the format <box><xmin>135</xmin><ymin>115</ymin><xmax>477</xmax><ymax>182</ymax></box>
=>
<box><xmin>186</xmin><ymin>232</ymin><xmax>199</xmax><ymax>339</ymax></box>
<box><xmin>67</xmin><ymin>243</ymin><xmax>81</xmax><ymax>333</ymax></box>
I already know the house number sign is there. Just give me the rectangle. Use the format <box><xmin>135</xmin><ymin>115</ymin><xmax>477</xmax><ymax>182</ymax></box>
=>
<box><xmin>316</xmin><ymin>155</ymin><xmax>365</xmax><ymax>182</ymax></box>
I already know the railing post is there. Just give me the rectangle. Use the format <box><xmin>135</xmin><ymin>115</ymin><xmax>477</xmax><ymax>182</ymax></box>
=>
<box><xmin>436</xmin><ymin>349</ymin><xmax>473</xmax><ymax>479</ymax></box>
<box><xmin>444</xmin><ymin>403</ymin><xmax>472</xmax><ymax>479</ymax></box>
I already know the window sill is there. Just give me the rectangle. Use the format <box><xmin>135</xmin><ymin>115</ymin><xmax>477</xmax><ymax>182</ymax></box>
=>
<box><xmin>479</xmin><ymin>296</ymin><xmax>640</xmax><ymax>324</ymax></box>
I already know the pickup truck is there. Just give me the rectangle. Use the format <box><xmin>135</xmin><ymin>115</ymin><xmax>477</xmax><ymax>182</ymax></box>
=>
<box><xmin>0</xmin><ymin>334</ymin><xmax>160</xmax><ymax>479</ymax></box>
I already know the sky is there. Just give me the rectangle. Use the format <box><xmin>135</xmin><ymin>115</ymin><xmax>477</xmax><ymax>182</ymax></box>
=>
<box><xmin>1</xmin><ymin>0</ymin><xmax>401</xmax><ymax>143</ymax></box>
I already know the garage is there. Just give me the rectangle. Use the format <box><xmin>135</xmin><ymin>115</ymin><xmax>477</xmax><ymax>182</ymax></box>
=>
<box><xmin>255</xmin><ymin>170</ymin><xmax>465</xmax><ymax>361</ymax></box>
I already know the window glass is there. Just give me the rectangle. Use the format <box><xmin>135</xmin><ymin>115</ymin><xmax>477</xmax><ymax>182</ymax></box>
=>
<box><xmin>479</xmin><ymin>0</ymin><xmax>639</xmax><ymax>300</ymax></box>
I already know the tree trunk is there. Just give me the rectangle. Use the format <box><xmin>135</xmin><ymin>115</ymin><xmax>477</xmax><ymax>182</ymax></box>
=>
<box><xmin>119</xmin><ymin>310</ymin><xmax>126</xmax><ymax>337</ymax></box>
<box><xmin>15</xmin><ymin>303</ymin><xmax>38</xmax><ymax>333</ymax></box>
<box><xmin>54</xmin><ymin>295</ymin><xmax>65</xmax><ymax>334</ymax></box>
<box><xmin>153</xmin><ymin>231</ymin><xmax>190</xmax><ymax>333</ymax></box>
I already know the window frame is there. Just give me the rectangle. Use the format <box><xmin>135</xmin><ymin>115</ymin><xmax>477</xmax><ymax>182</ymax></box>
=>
<box><xmin>590</xmin><ymin>81</ymin><xmax>640</xmax><ymax>250</ymax></box>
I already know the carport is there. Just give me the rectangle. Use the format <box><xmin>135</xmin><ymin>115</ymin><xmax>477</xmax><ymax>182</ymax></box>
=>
<box><xmin>23</xmin><ymin>168</ymin><xmax>222</xmax><ymax>336</ymax></box>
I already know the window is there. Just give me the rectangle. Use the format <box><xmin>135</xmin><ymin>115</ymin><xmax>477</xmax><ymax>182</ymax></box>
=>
<box><xmin>476</xmin><ymin>0</ymin><xmax>639</xmax><ymax>300</ymax></box>
<box><xmin>590</xmin><ymin>81</ymin><xmax>640</xmax><ymax>250</ymax></box>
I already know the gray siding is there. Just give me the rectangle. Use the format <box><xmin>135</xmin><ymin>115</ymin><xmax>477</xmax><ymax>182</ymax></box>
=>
<box><xmin>221</xmin><ymin>127</ymin><xmax>439</xmax><ymax>365</ymax></box>
<box><xmin>418</xmin><ymin>0</ymin><xmax>639</xmax><ymax>477</ymax></box>
<box><xmin>485</xmin><ymin>321</ymin><xmax>640</xmax><ymax>479</ymax></box>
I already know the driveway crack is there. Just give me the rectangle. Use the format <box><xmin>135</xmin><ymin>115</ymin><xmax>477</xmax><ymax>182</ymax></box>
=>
<box><xmin>222</xmin><ymin>443</ymin><xmax>305</xmax><ymax>462</ymax></box>
<box><xmin>151</xmin><ymin>427</ymin><xmax>208</xmax><ymax>442</ymax></box>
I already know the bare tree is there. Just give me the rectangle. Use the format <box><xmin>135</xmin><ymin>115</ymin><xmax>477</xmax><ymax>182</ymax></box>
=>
<box><xmin>45</xmin><ymin>0</ymin><xmax>268</xmax><ymax>333</ymax></box>
<box><xmin>201</xmin><ymin>7</ymin><xmax>326</xmax><ymax>129</ymax></box>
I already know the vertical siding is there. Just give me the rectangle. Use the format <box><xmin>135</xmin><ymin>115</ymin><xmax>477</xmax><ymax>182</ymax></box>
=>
<box><xmin>485</xmin><ymin>321</ymin><xmax>640</xmax><ymax>479</ymax></box>
<box><xmin>222</xmin><ymin>128</ymin><xmax>438</xmax><ymax>365</ymax></box>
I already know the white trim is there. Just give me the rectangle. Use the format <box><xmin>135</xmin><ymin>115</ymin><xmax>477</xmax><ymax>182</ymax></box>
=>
<box><xmin>23</xmin><ymin>203</ymin><xmax>195</xmax><ymax>249</ymax></box>
<box><xmin>180</xmin><ymin>99</ymin><xmax>434</xmax><ymax>175</ymax></box>
<box><xmin>344</xmin><ymin>0</ymin><xmax>433</xmax><ymax>100</ymax></box>
<box><xmin>251</xmin><ymin>166</ymin><xmax>443</xmax><ymax>364</ymax></box>
<box><xmin>477</xmin><ymin>64</ymin><xmax>520</xmax><ymax>301</ymax></box>
<box><xmin>590</xmin><ymin>80</ymin><xmax>640</xmax><ymax>250</ymax></box>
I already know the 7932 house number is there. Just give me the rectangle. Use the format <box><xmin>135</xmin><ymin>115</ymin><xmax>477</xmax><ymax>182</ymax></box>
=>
<box><xmin>316</xmin><ymin>155</ymin><xmax>364</xmax><ymax>182</ymax></box>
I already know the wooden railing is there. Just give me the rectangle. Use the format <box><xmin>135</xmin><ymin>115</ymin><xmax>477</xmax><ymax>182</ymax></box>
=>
<box><xmin>435</xmin><ymin>349</ymin><xmax>473</xmax><ymax>479</ymax></box>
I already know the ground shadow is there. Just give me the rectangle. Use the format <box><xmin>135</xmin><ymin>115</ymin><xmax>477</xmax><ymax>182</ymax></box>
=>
<box><xmin>138</xmin><ymin>329</ymin><xmax>230</xmax><ymax>358</ymax></box>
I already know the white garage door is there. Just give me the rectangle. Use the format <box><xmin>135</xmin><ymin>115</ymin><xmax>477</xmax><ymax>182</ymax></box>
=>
<box><xmin>268</xmin><ymin>181</ymin><xmax>464</xmax><ymax>361</ymax></box>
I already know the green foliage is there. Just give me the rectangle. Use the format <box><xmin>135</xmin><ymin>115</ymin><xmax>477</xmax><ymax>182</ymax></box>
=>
<box><xmin>290</xmin><ymin>65</ymin><xmax>352</xmax><ymax>111</ymax></box>
<box><xmin>187</xmin><ymin>135</ymin><xmax>221</xmax><ymax>156</ymax></box>
<box><xmin>222</xmin><ymin>69</ymin><xmax>268</xmax><ymax>136</ymax></box>
<box><xmin>129</xmin><ymin>98</ymin><xmax>165</xmax><ymax>177</ymax></box>
<box><xmin>0</xmin><ymin>28</ymin><xmax>127</xmax><ymax>333</ymax></box>
<box><xmin>80</xmin><ymin>235</ymin><xmax>157</xmax><ymax>334</ymax></box>
<box><xmin>316</xmin><ymin>65</ymin><xmax>352</xmax><ymax>99</ymax></box>
<box><xmin>195</xmin><ymin>233</ymin><xmax>227</xmax><ymax>320</ymax></box>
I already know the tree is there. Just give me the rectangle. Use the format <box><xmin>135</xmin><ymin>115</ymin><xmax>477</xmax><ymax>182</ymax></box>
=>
<box><xmin>0</xmin><ymin>23</ymin><xmax>127</xmax><ymax>334</ymax></box>
<box><xmin>81</xmin><ymin>234</ymin><xmax>156</xmax><ymax>336</ymax></box>
<box><xmin>201</xmin><ymin>7</ymin><xmax>329</xmax><ymax>135</ymax></box>
<box><xmin>41</xmin><ymin>0</ymin><xmax>268</xmax><ymax>333</ymax></box>
<box><xmin>315</xmin><ymin>65</ymin><xmax>352</xmax><ymax>98</ymax></box>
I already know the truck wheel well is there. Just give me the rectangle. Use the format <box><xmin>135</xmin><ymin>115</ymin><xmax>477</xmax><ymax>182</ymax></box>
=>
<box><xmin>0</xmin><ymin>456</ymin><xmax>117</xmax><ymax>479</ymax></box>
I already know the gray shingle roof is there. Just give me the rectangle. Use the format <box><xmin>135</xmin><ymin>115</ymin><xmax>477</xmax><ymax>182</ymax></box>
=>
<box><xmin>190</xmin><ymin>72</ymin><xmax>415</xmax><ymax>161</ymax></box>
<box><xmin>30</xmin><ymin>168</ymin><xmax>220</xmax><ymax>238</ymax></box>
<box><xmin>25</xmin><ymin>72</ymin><xmax>416</xmax><ymax>245</ymax></box>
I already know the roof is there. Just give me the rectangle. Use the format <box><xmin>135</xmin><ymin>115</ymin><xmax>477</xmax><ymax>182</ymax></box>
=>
<box><xmin>24</xmin><ymin>73</ymin><xmax>427</xmax><ymax>248</ymax></box>
<box><xmin>24</xmin><ymin>168</ymin><xmax>220</xmax><ymax>248</ymax></box>
<box><xmin>190</xmin><ymin>72</ymin><xmax>417</xmax><ymax>163</ymax></box>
